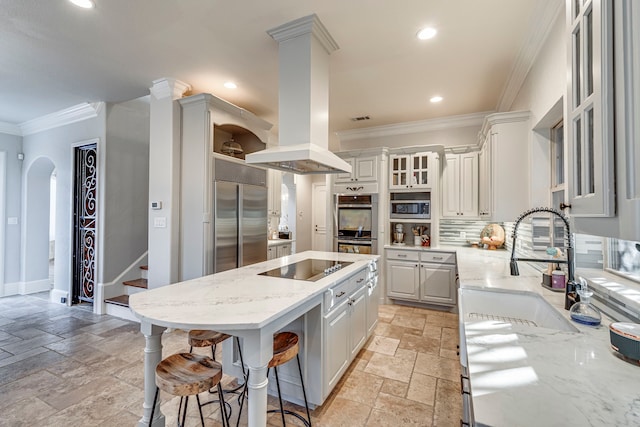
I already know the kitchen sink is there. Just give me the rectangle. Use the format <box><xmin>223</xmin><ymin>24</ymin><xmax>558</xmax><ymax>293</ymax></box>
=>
<box><xmin>459</xmin><ymin>287</ymin><xmax>579</xmax><ymax>332</ymax></box>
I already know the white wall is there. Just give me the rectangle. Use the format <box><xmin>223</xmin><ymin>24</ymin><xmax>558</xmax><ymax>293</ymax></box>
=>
<box><xmin>102</xmin><ymin>98</ymin><xmax>150</xmax><ymax>282</ymax></box>
<box><xmin>0</xmin><ymin>133</ymin><xmax>23</xmax><ymax>286</ymax></box>
<box><xmin>509</xmin><ymin>9</ymin><xmax>566</xmax><ymax>210</ymax></box>
<box><xmin>22</xmin><ymin>113</ymin><xmax>106</xmax><ymax>298</ymax></box>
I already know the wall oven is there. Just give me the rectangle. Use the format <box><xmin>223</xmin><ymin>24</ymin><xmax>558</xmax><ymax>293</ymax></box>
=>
<box><xmin>334</xmin><ymin>194</ymin><xmax>378</xmax><ymax>254</ymax></box>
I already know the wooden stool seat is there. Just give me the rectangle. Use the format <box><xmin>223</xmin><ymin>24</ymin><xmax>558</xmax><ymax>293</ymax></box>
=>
<box><xmin>149</xmin><ymin>353</ymin><xmax>230</xmax><ymax>427</ymax></box>
<box><xmin>269</xmin><ymin>332</ymin><xmax>299</xmax><ymax>368</ymax></box>
<box><xmin>155</xmin><ymin>353</ymin><xmax>223</xmax><ymax>396</ymax></box>
<box><xmin>188</xmin><ymin>330</ymin><xmax>231</xmax><ymax>349</ymax></box>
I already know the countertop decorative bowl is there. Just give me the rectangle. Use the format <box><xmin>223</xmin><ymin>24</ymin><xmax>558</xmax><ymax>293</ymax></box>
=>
<box><xmin>610</xmin><ymin>322</ymin><xmax>640</xmax><ymax>365</ymax></box>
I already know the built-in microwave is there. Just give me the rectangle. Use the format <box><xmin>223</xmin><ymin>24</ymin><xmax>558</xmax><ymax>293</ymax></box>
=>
<box><xmin>390</xmin><ymin>200</ymin><xmax>430</xmax><ymax>219</ymax></box>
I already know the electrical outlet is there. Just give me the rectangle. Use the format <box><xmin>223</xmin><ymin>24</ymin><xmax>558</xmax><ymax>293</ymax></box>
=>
<box><xmin>460</xmin><ymin>231</ymin><xmax>467</xmax><ymax>239</ymax></box>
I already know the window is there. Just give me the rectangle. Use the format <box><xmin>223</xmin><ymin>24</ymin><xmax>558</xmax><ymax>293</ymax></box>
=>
<box><xmin>607</xmin><ymin>238</ymin><xmax>640</xmax><ymax>282</ymax></box>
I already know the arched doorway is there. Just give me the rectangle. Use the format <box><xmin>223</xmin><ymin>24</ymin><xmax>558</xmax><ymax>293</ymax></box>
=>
<box><xmin>22</xmin><ymin>157</ymin><xmax>56</xmax><ymax>296</ymax></box>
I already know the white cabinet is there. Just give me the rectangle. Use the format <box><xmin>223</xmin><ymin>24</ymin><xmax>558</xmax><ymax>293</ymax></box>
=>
<box><xmin>268</xmin><ymin>240</ymin><xmax>292</xmax><ymax>259</ymax></box>
<box><xmin>477</xmin><ymin>112</ymin><xmax>530</xmax><ymax>222</ymax></box>
<box><xmin>386</xmin><ymin>259</ymin><xmax>420</xmax><ymax>300</ymax></box>
<box><xmin>366</xmin><ymin>272</ymin><xmax>379</xmax><ymax>336</ymax></box>
<box><xmin>389</xmin><ymin>152</ymin><xmax>432</xmax><ymax>190</ymax></box>
<box><xmin>442</xmin><ymin>152</ymin><xmax>478</xmax><ymax>218</ymax></box>
<box><xmin>386</xmin><ymin>249</ymin><xmax>457</xmax><ymax>307</ymax></box>
<box><xmin>324</xmin><ymin>300</ymin><xmax>350</xmax><ymax>392</ymax></box>
<box><xmin>349</xmin><ymin>286</ymin><xmax>367</xmax><ymax>359</ymax></box>
<box><xmin>419</xmin><ymin>263</ymin><xmax>456</xmax><ymax>306</ymax></box>
<box><xmin>478</xmin><ymin>142</ymin><xmax>491</xmax><ymax>218</ymax></box>
<box><xmin>276</xmin><ymin>243</ymin><xmax>291</xmax><ymax>258</ymax></box>
<box><xmin>323</xmin><ymin>267</ymin><xmax>371</xmax><ymax>396</ymax></box>
<box><xmin>335</xmin><ymin>155</ymin><xmax>378</xmax><ymax>183</ymax></box>
<box><xmin>267</xmin><ymin>169</ymin><xmax>282</xmax><ymax>217</ymax></box>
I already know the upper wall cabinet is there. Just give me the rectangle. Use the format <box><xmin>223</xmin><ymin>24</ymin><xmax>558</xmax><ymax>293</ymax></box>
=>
<box><xmin>478</xmin><ymin>111</ymin><xmax>531</xmax><ymax>222</ymax></box>
<box><xmin>268</xmin><ymin>169</ymin><xmax>282</xmax><ymax>217</ymax></box>
<box><xmin>389</xmin><ymin>152</ymin><xmax>432</xmax><ymax>190</ymax></box>
<box><xmin>442</xmin><ymin>152</ymin><xmax>478</xmax><ymax>218</ymax></box>
<box><xmin>565</xmin><ymin>0</ymin><xmax>615</xmax><ymax>218</ymax></box>
<box><xmin>335</xmin><ymin>155</ymin><xmax>378</xmax><ymax>184</ymax></box>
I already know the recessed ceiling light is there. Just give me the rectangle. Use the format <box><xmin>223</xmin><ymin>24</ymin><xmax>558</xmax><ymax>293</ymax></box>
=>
<box><xmin>69</xmin><ymin>0</ymin><xmax>95</xmax><ymax>9</ymax></box>
<box><xmin>430</xmin><ymin>96</ymin><xmax>443</xmax><ymax>103</ymax></box>
<box><xmin>224</xmin><ymin>81</ymin><xmax>237</xmax><ymax>89</ymax></box>
<box><xmin>417</xmin><ymin>27</ymin><xmax>437</xmax><ymax>40</ymax></box>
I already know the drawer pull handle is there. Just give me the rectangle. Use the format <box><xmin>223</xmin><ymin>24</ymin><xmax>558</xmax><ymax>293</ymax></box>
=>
<box><xmin>336</xmin><ymin>291</ymin><xmax>345</xmax><ymax>297</ymax></box>
<box><xmin>398</xmin><ymin>254</ymin><xmax>407</xmax><ymax>258</ymax></box>
<box><xmin>357</xmin><ymin>278</ymin><xmax>364</xmax><ymax>283</ymax></box>
<box><xmin>433</xmin><ymin>256</ymin><xmax>443</xmax><ymax>260</ymax></box>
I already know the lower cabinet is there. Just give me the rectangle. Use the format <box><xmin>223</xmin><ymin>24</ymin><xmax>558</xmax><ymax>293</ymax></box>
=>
<box><xmin>323</xmin><ymin>267</ymin><xmax>375</xmax><ymax>397</ymax></box>
<box><xmin>267</xmin><ymin>241</ymin><xmax>292</xmax><ymax>260</ymax></box>
<box><xmin>386</xmin><ymin>249</ymin><xmax>457</xmax><ymax>306</ymax></box>
<box><xmin>366</xmin><ymin>273</ymin><xmax>379</xmax><ymax>336</ymax></box>
<box><xmin>419</xmin><ymin>263</ymin><xmax>456</xmax><ymax>305</ymax></box>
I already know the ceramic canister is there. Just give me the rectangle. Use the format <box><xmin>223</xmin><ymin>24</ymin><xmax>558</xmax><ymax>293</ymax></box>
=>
<box><xmin>552</xmin><ymin>270</ymin><xmax>566</xmax><ymax>289</ymax></box>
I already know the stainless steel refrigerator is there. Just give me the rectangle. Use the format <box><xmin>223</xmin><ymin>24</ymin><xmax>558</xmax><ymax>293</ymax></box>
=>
<box><xmin>213</xmin><ymin>159</ymin><xmax>268</xmax><ymax>273</ymax></box>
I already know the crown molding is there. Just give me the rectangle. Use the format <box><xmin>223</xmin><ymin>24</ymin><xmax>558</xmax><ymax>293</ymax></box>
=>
<box><xmin>497</xmin><ymin>0</ymin><xmax>564</xmax><ymax>112</ymax></box>
<box><xmin>150</xmin><ymin>78</ymin><xmax>191</xmax><ymax>100</ymax></box>
<box><xmin>0</xmin><ymin>121</ymin><xmax>22</xmax><ymax>136</ymax></box>
<box><xmin>20</xmin><ymin>102</ymin><xmax>104</xmax><ymax>136</ymax></box>
<box><xmin>268</xmin><ymin>14</ymin><xmax>339</xmax><ymax>54</ymax></box>
<box><xmin>336</xmin><ymin>111</ymin><xmax>491</xmax><ymax>142</ymax></box>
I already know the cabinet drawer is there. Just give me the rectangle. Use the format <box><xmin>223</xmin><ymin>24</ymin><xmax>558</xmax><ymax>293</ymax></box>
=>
<box><xmin>421</xmin><ymin>251</ymin><xmax>455</xmax><ymax>264</ymax></box>
<box><xmin>386</xmin><ymin>249</ymin><xmax>419</xmax><ymax>262</ymax></box>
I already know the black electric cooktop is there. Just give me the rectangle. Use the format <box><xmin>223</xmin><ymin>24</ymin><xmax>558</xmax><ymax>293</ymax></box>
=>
<box><xmin>259</xmin><ymin>259</ymin><xmax>353</xmax><ymax>282</ymax></box>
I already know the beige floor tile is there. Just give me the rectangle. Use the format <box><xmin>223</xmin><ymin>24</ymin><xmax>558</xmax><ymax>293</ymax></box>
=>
<box><xmin>426</xmin><ymin>314</ymin><xmax>459</xmax><ymax>328</ymax></box>
<box><xmin>407</xmin><ymin>372</ymin><xmax>437</xmax><ymax>406</ymax></box>
<box><xmin>391</xmin><ymin>314</ymin><xmax>426</xmax><ymax>331</ymax></box>
<box><xmin>394</xmin><ymin>347</ymin><xmax>417</xmax><ymax>362</ymax></box>
<box><xmin>336</xmin><ymin>369</ymin><xmax>383</xmax><ymax>405</ymax></box>
<box><xmin>413</xmin><ymin>352</ymin><xmax>460</xmax><ymax>382</ymax></box>
<box><xmin>440</xmin><ymin>327</ymin><xmax>459</xmax><ymax>350</ymax></box>
<box><xmin>398</xmin><ymin>333</ymin><xmax>440</xmax><ymax>355</ymax></box>
<box><xmin>366</xmin><ymin>335</ymin><xmax>400</xmax><ymax>355</ymax></box>
<box><xmin>374</xmin><ymin>322</ymin><xmax>421</xmax><ymax>340</ymax></box>
<box><xmin>433</xmin><ymin>378</ymin><xmax>463</xmax><ymax>427</ymax></box>
<box><xmin>423</xmin><ymin>324</ymin><xmax>443</xmax><ymax>340</ymax></box>
<box><xmin>313</xmin><ymin>396</ymin><xmax>372</xmax><ymax>427</ymax></box>
<box><xmin>368</xmin><ymin>392</ymin><xmax>434</xmax><ymax>427</ymax></box>
<box><xmin>364</xmin><ymin>352</ymin><xmax>414</xmax><ymax>383</ymax></box>
<box><xmin>439</xmin><ymin>348</ymin><xmax>459</xmax><ymax>360</ymax></box>
<box><xmin>380</xmin><ymin>378</ymin><xmax>409</xmax><ymax>398</ymax></box>
<box><xmin>0</xmin><ymin>396</ymin><xmax>57</xmax><ymax>427</ymax></box>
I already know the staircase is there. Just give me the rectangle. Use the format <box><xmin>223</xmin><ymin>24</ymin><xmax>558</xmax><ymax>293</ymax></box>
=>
<box><xmin>104</xmin><ymin>265</ymin><xmax>148</xmax><ymax>321</ymax></box>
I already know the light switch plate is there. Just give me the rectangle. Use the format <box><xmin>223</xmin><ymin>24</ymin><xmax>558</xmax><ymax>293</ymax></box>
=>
<box><xmin>153</xmin><ymin>217</ymin><xmax>167</xmax><ymax>228</ymax></box>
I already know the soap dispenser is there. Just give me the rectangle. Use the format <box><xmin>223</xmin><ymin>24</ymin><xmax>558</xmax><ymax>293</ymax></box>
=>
<box><xmin>569</xmin><ymin>277</ymin><xmax>601</xmax><ymax>326</ymax></box>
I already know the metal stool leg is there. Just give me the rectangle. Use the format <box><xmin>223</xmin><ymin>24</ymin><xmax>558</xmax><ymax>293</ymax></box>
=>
<box><xmin>273</xmin><ymin>367</ymin><xmax>287</xmax><ymax>426</ymax></box>
<box><xmin>296</xmin><ymin>354</ymin><xmax>312</xmax><ymax>426</ymax></box>
<box><xmin>148</xmin><ymin>386</ymin><xmax>160</xmax><ymax>427</ymax></box>
<box><xmin>180</xmin><ymin>396</ymin><xmax>189</xmax><ymax>427</ymax></box>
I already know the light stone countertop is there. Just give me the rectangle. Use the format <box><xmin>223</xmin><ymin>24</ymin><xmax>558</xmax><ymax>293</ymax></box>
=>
<box><xmin>129</xmin><ymin>250</ymin><xmax>377</xmax><ymax>331</ymax></box>
<box><xmin>450</xmin><ymin>246</ymin><xmax>640</xmax><ymax>427</ymax></box>
<box><xmin>267</xmin><ymin>238</ymin><xmax>295</xmax><ymax>247</ymax></box>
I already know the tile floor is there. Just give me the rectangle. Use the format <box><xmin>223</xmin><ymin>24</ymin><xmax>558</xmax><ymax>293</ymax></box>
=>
<box><xmin>0</xmin><ymin>294</ymin><xmax>461</xmax><ymax>426</ymax></box>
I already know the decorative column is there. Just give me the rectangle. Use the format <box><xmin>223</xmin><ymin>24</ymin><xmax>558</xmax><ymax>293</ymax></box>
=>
<box><xmin>148</xmin><ymin>78</ymin><xmax>190</xmax><ymax>289</ymax></box>
<box><xmin>137</xmin><ymin>322</ymin><xmax>166</xmax><ymax>427</ymax></box>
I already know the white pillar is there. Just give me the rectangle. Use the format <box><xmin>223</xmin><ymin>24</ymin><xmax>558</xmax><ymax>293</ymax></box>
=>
<box><xmin>242</xmin><ymin>330</ymin><xmax>274</xmax><ymax>427</ymax></box>
<box><xmin>138</xmin><ymin>322</ymin><xmax>166</xmax><ymax>427</ymax></box>
<box><xmin>148</xmin><ymin>78</ymin><xmax>190</xmax><ymax>289</ymax></box>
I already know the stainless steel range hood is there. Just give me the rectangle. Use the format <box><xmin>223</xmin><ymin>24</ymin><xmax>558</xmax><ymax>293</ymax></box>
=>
<box><xmin>245</xmin><ymin>14</ymin><xmax>351</xmax><ymax>175</ymax></box>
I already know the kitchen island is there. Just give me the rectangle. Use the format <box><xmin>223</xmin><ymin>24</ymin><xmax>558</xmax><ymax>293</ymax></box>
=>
<box><xmin>129</xmin><ymin>250</ymin><xmax>379</xmax><ymax>427</ymax></box>
<box><xmin>454</xmin><ymin>247</ymin><xmax>640</xmax><ymax>426</ymax></box>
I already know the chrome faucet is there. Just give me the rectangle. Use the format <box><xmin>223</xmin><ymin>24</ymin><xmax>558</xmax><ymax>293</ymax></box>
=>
<box><xmin>509</xmin><ymin>207</ymin><xmax>578</xmax><ymax>309</ymax></box>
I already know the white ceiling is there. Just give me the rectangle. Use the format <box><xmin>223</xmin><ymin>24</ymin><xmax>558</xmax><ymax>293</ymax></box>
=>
<box><xmin>0</xmin><ymin>0</ymin><xmax>560</xmax><ymax>138</ymax></box>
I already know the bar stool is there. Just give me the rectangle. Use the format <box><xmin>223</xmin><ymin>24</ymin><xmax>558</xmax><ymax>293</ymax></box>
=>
<box><xmin>237</xmin><ymin>332</ymin><xmax>311</xmax><ymax>427</ymax></box>
<box><xmin>188</xmin><ymin>330</ymin><xmax>248</xmax><ymax>414</ymax></box>
<box><xmin>148</xmin><ymin>352</ymin><xmax>230</xmax><ymax>427</ymax></box>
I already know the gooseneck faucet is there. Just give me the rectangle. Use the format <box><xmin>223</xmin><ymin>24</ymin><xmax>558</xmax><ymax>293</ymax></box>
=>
<box><xmin>509</xmin><ymin>207</ymin><xmax>578</xmax><ymax>310</ymax></box>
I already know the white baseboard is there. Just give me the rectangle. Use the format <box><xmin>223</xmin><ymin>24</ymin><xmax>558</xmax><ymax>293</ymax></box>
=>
<box><xmin>1</xmin><ymin>282</ymin><xmax>19</xmax><ymax>297</ymax></box>
<box><xmin>105</xmin><ymin>303</ymin><xmax>139</xmax><ymax>322</ymax></box>
<box><xmin>51</xmin><ymin>288</ymin><xmax>69</xmax><ymax>305</ymax></box>
<box><xmin>20</xmin><ymin>279</ymin><xmax>51</xmax><ymax>295</ymax></box>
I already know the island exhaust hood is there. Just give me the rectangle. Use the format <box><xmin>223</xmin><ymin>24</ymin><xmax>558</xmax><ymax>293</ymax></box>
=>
<box><xmin>245</xmin><ymin>14</ymin><xmax>351</xmax><ymax>175</ymax></box>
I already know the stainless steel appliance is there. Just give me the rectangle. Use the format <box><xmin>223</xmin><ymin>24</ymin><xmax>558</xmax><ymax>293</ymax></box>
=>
<box><xmin>214</xmin><ymin>159</ymin><xmax>268</xmax><ymax>273</ymax></box>
<box><xmin>389</xmin><ymin>192</ymin><xmax>431</xmax><ymax>219</ymax></box>
<box><xmin>259</xmin><ymin>259</ymin><xmax>353</xmax><ymax>281</ymax></box>
<box><xmin>334</xmin><ymin>194</ymin><xmax>378</xmax><ymax>254</ymax></box>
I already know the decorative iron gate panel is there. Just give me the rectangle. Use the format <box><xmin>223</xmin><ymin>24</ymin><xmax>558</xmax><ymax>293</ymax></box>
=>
<box><xmin>73</xmin><ymin>144</ymin><xmax>97</xmax><ymax>304</ymax></box>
